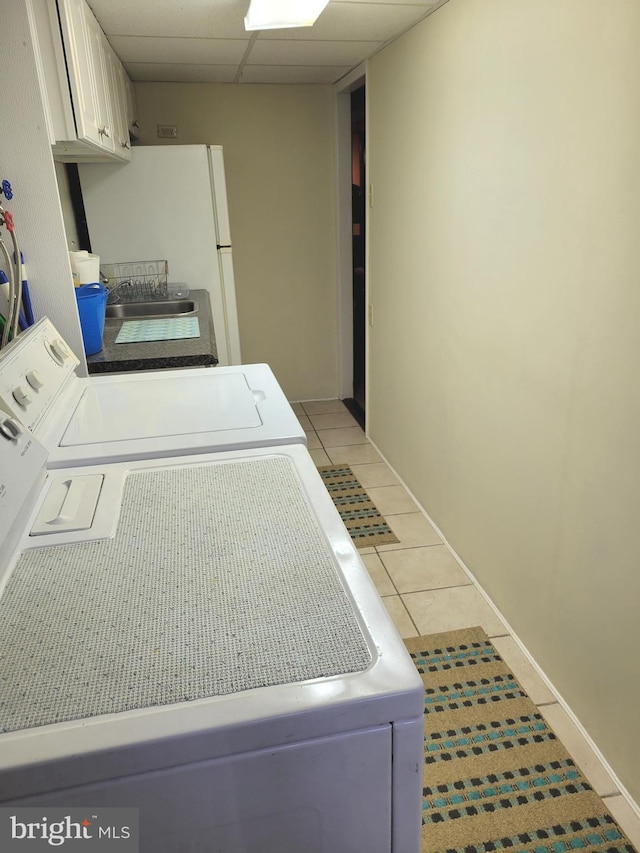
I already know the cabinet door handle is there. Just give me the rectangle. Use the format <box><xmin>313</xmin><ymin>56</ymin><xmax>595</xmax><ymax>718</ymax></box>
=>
<box><xmin>121</xmin><ymin>140</ymin><xmax>130</xmax><ymax>149</ymax></box>
<box><xmin>98</xmin><ymin>125</ymin><xmax>111</xmax><ymax>139</ymax></box>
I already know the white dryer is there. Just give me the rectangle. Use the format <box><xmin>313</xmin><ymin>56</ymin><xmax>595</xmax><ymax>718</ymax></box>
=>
<box><xmin>0</xmin><ymin>420</ymin><xmax>423</xmax><ymax>852</ymax></box>
<box><xmin>0</xmin><ymin>319</ymin><xmax>305</xmax><ymax>467</ymax></box>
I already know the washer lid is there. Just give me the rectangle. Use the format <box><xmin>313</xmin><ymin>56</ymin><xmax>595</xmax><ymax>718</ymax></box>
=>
<box><xmin>60</xmin><ymin>372</ymin><xmax>262</xmax><ymax>446</ymax></box>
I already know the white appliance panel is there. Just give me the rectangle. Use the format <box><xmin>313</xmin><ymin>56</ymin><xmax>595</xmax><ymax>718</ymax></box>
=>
<box><xmin>209</xmin><ymin>145</ymin><xmax>232</xmax><ymax>247</ymax></box>
<box><xmin>78</xmin><ymin>145</ymin><xmax>241</xmax><ymax>365</ymax></box>
<box><xmin>0</xmin><ymin>320</ymin><xmax>305</xmax><ymax>468</ymax></box>
<box><xmin>61</xmin><ymin>372</ymin><xmax>261</xmax><ymax>445</ymax></box>
<box><xmin>0</xmin><ymin>443</ymin><xmax>423</xmax><ymax>852</ymax></box>
<box><xmin>0</xmin><ymin>318</ymin><xmax>78</xmax><ymax>432</ymax></box>
<box><xmin>80</xmin><ymin>146</ymin><xmax>219</xmax><ymax>292</ymax></box>
<box><xmin>9</xmin><ymin>729</ymin><xmax>392</xmax><ymax>853</ymax></box>
<box><xmin>0</xmin><ymin>416</ymin><xmax>48</xmax><ymax>569</ymax></box>
<box><xmin>219</xmin><ymin>246</ymin><xmax>242</xmax><ymax>364</ymax></box>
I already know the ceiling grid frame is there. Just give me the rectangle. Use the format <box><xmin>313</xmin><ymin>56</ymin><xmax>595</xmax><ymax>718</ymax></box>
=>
<box><xmin>86</xmin><ymin>0</ymin><xmax>449</xmax><ymax>85</ymax></box>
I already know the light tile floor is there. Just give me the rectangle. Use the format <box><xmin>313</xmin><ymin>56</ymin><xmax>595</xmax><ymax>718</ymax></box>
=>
<box><xmin>292</xmin><ymin>398</ymin><xmax>640</xmax><ymax>848</ymax></box>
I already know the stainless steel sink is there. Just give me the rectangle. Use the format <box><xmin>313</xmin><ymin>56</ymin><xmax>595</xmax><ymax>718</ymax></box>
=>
<box><xmin>106</xmin><ymin>299</ymin><xmax>197</xmax><ymax>319</ymax></box>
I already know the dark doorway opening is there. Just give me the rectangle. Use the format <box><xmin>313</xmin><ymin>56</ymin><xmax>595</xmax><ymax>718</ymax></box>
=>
<box><xmin>343</xmin><ymin>85</ymin><xmax>366</xmax><ymax>430</ymax></box>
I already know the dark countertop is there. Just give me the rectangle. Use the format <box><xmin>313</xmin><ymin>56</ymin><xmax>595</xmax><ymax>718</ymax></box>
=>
<box><xmin>87</xmin><ymin>290</ymin><xmax>218</xmax><ymax>374</ymax></box>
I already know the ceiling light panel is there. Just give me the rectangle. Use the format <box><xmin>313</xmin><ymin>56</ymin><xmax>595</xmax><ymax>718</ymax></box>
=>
<box><xmin>244</xmin><ymin>0</ymin><xmax>330</xmax><ymax>31</ymax></box>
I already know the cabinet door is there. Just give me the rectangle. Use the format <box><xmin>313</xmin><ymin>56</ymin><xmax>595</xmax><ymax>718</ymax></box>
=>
<box><xmin>57</xmin><ymin>0</ymin><xmax>101</xmax><ymax>148</ymax></box>
<box><xmin>104</xmin><ymin>43</ymin><xmax>131</xmax><ymax>161</ymax></box>
<box><xmin>116</xmin><ymin>62</ymin><xmax>133</xmax><ymax>159</ymax></box>
<box><xmin>84</xmin><ymin>12</ymin><xmax>115</xmax><ymax>154</ymax></box>
<box><xmin>124</xmin><ymin>70</ymin><xmax>139</xmax><ymax>140</ymax></box>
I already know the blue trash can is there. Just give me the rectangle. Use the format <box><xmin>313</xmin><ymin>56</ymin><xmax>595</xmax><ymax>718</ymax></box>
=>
<box><xmin>75</xmin><ymin>283</ymin><xmax>107</xmax><ymax>356</ymax></box>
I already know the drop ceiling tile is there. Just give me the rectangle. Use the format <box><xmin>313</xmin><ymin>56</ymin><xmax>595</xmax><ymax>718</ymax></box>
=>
<box><xmin>109</xmin><ymin>35</ymin><xmax>248</xmax><ymax>65</ymax></box>
<box><xmin>248</xmin><ymin>38</ymin><xmax>381</xmax><ymax>66</ymax></box>
<box><xmin>124</xmin><ymin>63</ymin><xmax>239</xmax><ymax>83</ymax></box>
<box><xmin>239</xmin><ymin>65</ymin><xmax>353</xmax><ymax>84</ymax></box>
<box><xmin>87</xmin><ymin>0</ymin><xmax>247</xmax><ymax>39</ymax></box>
<box><xmin>259</xmin><ymin>2</ymin><xmax>430</xmax><ymax>42</ymax></box>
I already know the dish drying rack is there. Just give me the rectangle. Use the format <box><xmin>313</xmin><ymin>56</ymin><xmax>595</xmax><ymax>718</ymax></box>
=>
<box><xmin>102</xmin><ymin>261</ymin><xmax>168</xmax><ymax>303</ymax></box>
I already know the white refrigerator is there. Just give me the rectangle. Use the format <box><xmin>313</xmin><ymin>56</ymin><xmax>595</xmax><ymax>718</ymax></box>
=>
<box><xmin>78</xmin><ymin>145</ymin><xmax>242</xmax><ymax>366</ymax></box>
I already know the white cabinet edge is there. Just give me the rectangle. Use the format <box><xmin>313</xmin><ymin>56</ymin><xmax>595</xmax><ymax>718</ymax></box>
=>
<box><xmin>31</xmin><ymin>0</ymin><xmax>134</xmax><ymax>163</ymax></box>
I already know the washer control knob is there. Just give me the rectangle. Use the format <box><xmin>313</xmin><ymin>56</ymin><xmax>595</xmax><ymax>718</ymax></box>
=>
<box><xmin>26</xmin><ymin>370</ymin><xmax>44</xmax><ymax>390</ymax></box>
<box><xmin>46</xmin><ymin>338</ymin><xmax>71</xmax><ymax>365</ymax></box>
<box><xmin>12</xmin><ymin>385</ymin><xmax>31</xmax><ymax>407</ymax></box>
<box><xmin>0</xmin><ymin>417</ymin><xmax>21</xmax><ymax>441</ymax></box>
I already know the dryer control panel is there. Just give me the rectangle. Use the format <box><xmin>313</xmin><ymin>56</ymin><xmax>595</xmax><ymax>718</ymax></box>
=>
<box><xmin>0</xmin><ymin>415</ymin><xmax>48</xmax><ymax>556</ymax></box>
<box><xmin>0</xmin><ymin>318</ymin><xmax>79</xmax><ymax>432</ymax></box>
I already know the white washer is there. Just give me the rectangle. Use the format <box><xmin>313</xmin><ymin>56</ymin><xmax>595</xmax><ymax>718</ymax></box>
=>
<box><xmin>0</xmin><ymin>421</ymin><xmax>423</xmax><ymax>852</ymax></box>
<box><xmin>0</xmin><ymin>319</ymin><xmax>305</xmax><ymax>467</ymax></box>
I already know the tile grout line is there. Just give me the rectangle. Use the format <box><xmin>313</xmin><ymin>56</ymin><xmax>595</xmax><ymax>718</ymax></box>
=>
<box><xmin>375</xmin><ymin>542</ymin><xmax>444</xmax><ymax>553</ymax></box>
<box><xmin>396</xmin><ymin>580</ymin><xmax>475</xmax><ymax>596</ymax></box>
<box><xmin>371</xmin><ymin>554</ymin><xmax>402</xmax><ymax>599</ymax></box>
<box><xmin>400</xmin><ymin>596</ymin><xmax>420</xmax><ymax>637</ymax></box>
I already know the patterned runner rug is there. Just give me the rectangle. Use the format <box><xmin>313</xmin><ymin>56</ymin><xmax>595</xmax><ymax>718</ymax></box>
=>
<box><xmin>318</xmin><ymin>464</ymin><xmax>399</xmax><ymax>548</ymax></box>
<box><xmin>405</xmin><ymin>627</ymin><xmax>638</xmax><ymax>853</ymax></box>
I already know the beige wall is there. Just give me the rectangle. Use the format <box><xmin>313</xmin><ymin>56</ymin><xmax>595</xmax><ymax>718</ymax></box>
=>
<box><xmin>368</xmin><ymin>0</ymin><xmax>640</xmax><ymax>799</ymax></box>
<box><xmin>133</xmin><ymin>83</ymin><xmax>338</xmax><ymax>401</ymax></box>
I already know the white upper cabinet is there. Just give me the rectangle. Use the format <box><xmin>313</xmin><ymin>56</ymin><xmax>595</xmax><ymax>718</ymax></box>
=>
<box><xmin>58</xmin><ymin>0</ymin><xmax>103</xmax><ymax>150</ymax></box>
<box><xmin>83</xmin><ymin>7</ymin><xmax>116</xmax><ymax>156</ymax></box>
<box><xmin>124</xmin><ymin>70</ymin><xmax>139</xmax><ymax>142</ymax></box>
<box><xmin>31</xmin><ymin>0</ymin><xmax>135</xmax><ymax>162</ymax></box>
<box><xmin>104</xmin><ymin>41</ymin><xmax>132</xmax><ymax>160</ymax></box>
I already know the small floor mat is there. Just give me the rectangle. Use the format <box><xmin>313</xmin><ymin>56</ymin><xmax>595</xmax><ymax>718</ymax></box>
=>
<box><xmin>115</xmin><ymin>316</ymin><xmax>200</xmax><ymax>343</ymax></box>
<box><xmin>318</xmin><ymin>464</ymin><xmax>399</xmax><ymax>548</ymax></box>
<box><xmin>406</xmin><ymin>626</ymin><xmax>639</xmax><ymax>853</ymax></box>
